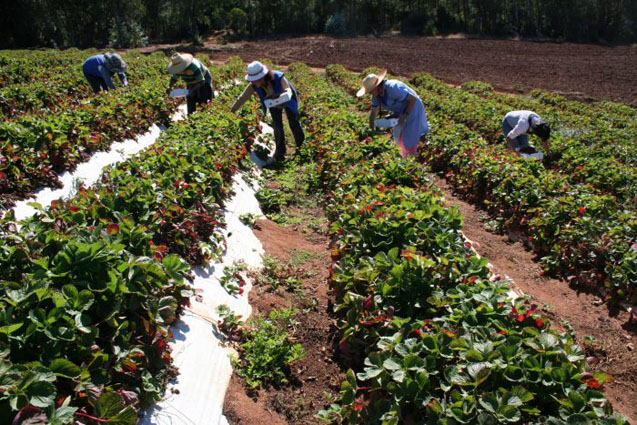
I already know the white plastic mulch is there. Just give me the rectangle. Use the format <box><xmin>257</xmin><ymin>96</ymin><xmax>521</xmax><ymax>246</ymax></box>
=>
<box><xmin>10</xmin><ymin>105</ymin><xmax>188</xmax><ymax>222</ymax></box>
<box><xmin>141</xmin><ymin>121</ymin><xmax>274</xmax><ymax>425</ymax></box>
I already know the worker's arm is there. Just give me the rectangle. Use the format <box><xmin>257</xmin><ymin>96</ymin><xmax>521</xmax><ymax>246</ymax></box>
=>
<box><xmin>231</xmin><ymin>84</ymin><xmax>255</xmax><ymax>113</ymax></box>
<box><xmin>369</xmin><ymin>106</ymin><xmax>379</xmax><ymax>129</ymax></box>
<box><xmin>118</xmin><ymin>73</ymin><xmax>128</xmax><ymax>87</ymax></box>
<box><xmin>166</xmin><ymin>76</ymin><xmax>178</xmax><ymax>94</ymax></box>
<box><xmin>99</xmin><ymin>66</ymin><xmax>117</xmax><ymax>90</ymax></box>
<box><xmin>506</xmin><ymin>136</ymin><xmax>518</xmax><ymax>153</ymax></box>
<box><xmin>398</xmin><ymin>94</ymin><xmax>416</xmax><ymax>126</ymax></box>
<box><xmin>506</xmin><ymin>118</ymin><xmax>529</xmax><ymax>141</ymax></box>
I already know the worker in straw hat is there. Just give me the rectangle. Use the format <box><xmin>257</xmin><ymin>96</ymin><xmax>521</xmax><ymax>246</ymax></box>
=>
<box><xmin>502</xmin><ymin>110</ymin><xmax>551</xmax><ymax>158</ymax></box>
<box><xmin>357</xmin><ymin>70</ymin><xmax>428</xmax><ymax>158</ymax></box>
<box><xmin>166</xmin><ymin>53</ymin><xmax>215</xmax><ymax>115</ymax></box>
<box><xmin>231</xmin><ymin>61</ymin><xmax>305</xmax><ymax>165</ymax></box>
<box><xmin>82</xmin><ymin>52</ymin><xmax>128</xmax><ymax>93</ymax></box>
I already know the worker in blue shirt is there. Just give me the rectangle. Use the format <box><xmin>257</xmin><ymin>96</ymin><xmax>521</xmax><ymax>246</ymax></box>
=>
<box><xmin>82</xmin><ymin>53</ymin><xmax>128</xmax><ymax>93</ymax></box>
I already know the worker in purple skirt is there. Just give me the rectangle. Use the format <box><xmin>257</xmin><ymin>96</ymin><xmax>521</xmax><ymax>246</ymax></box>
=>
<box><xmin>357</xmin><ymin>70</ymin><xmax>428</xmax><ymax>158</ymax></box>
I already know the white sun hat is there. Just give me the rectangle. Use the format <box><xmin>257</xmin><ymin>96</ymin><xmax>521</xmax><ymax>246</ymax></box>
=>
<box><xmin>245</xmin><ymin>61</ymin><xmax>269</xmax><ymax>82</ymax></box>
<box><xmin>167</xmin><ymin>53</ymin><xmax>194</xmax><ymax>74</ymax></box>
<box><xmin>356</xmin><ymin>69</ymin><xmax>388</xmax><ymax>97</ymax></box>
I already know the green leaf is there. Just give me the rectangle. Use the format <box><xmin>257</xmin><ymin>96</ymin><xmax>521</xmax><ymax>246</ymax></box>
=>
<box><xmin>477</xmin><ymin>413</ymin><xmax>498</xmax><ymax>425</ymax></box>
<box><xmin>49</xmin><ymin>358</ymin><xmax>81</xmax><ymax>378</ymax></box>
<box><xmin>163</xmin><ymin>254</ymin><xmax>188</xmax><ymax>280</ymax></box>
<box><xmin>510</xmin><ymin>386</ymin><xmax>534</xmax><ymax>403</ymax></box>
<box><xmin>0</xmin><ymin>323</ymin><xmax>23</xmax><ymax>335</ymax></box>
<box><xmin>498</xmin><ymin>405</ymin><xmax>521</xmax><ymax>422</ymax></box>
<box><xmin>95</xmin><ymin>392</ymin><xmax>125</xmax><ymax>418</ymax></box>
<box><xmin>464</xmin><ymin>349</ymin><xmax>484</xmax><ymax>362</ymax></box>
<box><xmin>383</xmin><ymin>358</ymin><xmax>401</xmax><ymax>371</ymax></box>
<box><xmin>28</xmin><ymin>380</ymin><xmax>56</xmax><ymax>408</ymax></box>
<box><xmin>61</xmin><ymin>285</ymin><xmax>78</xmax><ymax>301</ymax></box>
<box><xmin>392</xmin><ymin>369</ymin><xmax>406</xmax><ymax>383</ymax></box>
<box><xmin>566</xmin><ymin>414</ymin><xmax>591</xmax><ymax>425</ymax></box>
<box><xmin>467</xmin><ymin>362</ymin><xmax>490</xmax><ymax>386</ymax></box>
<box><xmin>357</xmin><ymin>367</ymin><xmax>383</xmax><ymax>381</ymax></box>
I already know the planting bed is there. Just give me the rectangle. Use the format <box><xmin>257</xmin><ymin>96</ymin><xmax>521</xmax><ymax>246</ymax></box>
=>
<box><xmin>1</xmin><ymin>47</ymin><xmax>636</xmax><ymax>425</ymax></box>
<box><xmin>0</xmin><ymin>55</ymin><xmax>253</xmax><ymax>424</ymax></box>
<box><xmin>224</xmin><ymin>62</ymin><xmax>635</xmax><ymax>424</ymax></box>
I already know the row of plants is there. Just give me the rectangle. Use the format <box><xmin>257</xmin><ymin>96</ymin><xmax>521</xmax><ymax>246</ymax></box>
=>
<box><xmin>0</xmin><ymin>74</ymin><xmax>178</xmax><ymax>208</ymax></box>
<box><xmin>409</xmin><ymin>73</ymin><xmax>637</xmax><ymax>203</ymax></box>
<box><xmin>0</xmin><ymin>52</ymin><xmax>172</xmax><ymax>119</ymax></box>
<box><xmin>0</xmin><ymin>54</ymin><xmax>242</xmax><ymax>209</ymax></box>
<box><xmin>325</xmin><ymin>64</ymin><xmax>637</xmax><ymax>306</ymax></box>
<box><xmin>0</xmin><ymin>72</ymin><xmax>261</xmax><ymax>424</ymax></box>
<box><xmin>284</xmin><ymin>63</ymin><xmax>628</xmax><ymax>424</ymax></box>
<box><xmin>0</xmin><ymin>49</ymin><xmax>97</xmax><ymax>88</ymax></box>
<box><xmin>459</xmin><ymin>82</ymin><xmax>636</xmax><ymax>142</ymax></box>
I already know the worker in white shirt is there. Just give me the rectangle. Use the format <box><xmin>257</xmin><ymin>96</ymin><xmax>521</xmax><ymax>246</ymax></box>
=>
<box><xmin>502</xmin><ymin>110</ymin><xmax>551</xmax><ymax>158</ymax></box>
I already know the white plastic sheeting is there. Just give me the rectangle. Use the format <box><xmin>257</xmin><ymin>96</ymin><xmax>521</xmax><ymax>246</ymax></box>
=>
<box><xmin>10</xmin><ymin>105</ymin><xmax>188</xmax><ymax>223</ymax></box>
<box><xmin>141</xmin><ymin>122</ymin><xmax>274</xmax><ymax>425</ymax></box>
<box><xmin>141</xmin><ymin>173</ymin><xmax>264</xmax><ymax>425</ymax></box>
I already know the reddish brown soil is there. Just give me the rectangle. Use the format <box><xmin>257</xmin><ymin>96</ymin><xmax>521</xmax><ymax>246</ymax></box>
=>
<box><xmin>431</xmin><ymin>175</ymin><xmax>637</xmax><ymax>423</ymax></box>
<box><xmin>146</xmin><ymin>35</ymin><xmax>637</xmax><ymax>106</ymax></box>
<box><xmin>223</xmin><ymin>218</ymin><xmax>345</xmax><ymax>424</ymax></box>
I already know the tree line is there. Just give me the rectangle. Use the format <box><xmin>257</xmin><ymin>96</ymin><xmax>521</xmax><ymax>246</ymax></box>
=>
<box><xmin>2</xmin><ymin>0</ymin><xmax>636</xmax><ymax>48</ymax></box>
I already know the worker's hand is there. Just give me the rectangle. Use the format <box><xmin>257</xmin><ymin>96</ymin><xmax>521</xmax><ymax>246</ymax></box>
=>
<box><xmin>165</xmin><ymin>87</ymin><xmax>171</xmax><ymax>95</ymax></box>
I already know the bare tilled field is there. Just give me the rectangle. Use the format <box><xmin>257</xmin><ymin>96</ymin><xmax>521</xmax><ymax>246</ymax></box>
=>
<box><xmin>198</xmin><ymin>35</ymin><xmax>637</xmax><ymax>106</ymax></box>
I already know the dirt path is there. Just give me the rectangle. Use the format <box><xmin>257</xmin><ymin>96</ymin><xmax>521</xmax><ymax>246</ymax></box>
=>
<box><xmin>223</xmin><ymin>217</ymin><xmax>345</xmax><ymax>424</ymax></box>
<box><xmin>431</xmin><ymin>175</ymin><xmax>637</xmax><ymax>423</ymax></box>
<box><xmin>142</xmin><ymin>35</ymin><xmax>637</xmax><ymax>106</ymax></box>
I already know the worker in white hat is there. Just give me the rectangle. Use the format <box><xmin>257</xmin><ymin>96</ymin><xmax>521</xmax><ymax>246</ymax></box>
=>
<box><xmin>357</xmin><ymin>70</ymin><xmax>428</xmax><ymax>158</ymax></box>
<box><xmin>166</xmin><ymin>53</ymin><xmax>215</xmax><ymax>115</ymax></box>
<box><xmin>82</xmin><ymin>52</ymin><xmax>128</xmax><ymax>93</ymax></box>
<box><xmin>231</xmin><ymin>61</ymin><xmax>304</xmax><ymax>164</ymax></box>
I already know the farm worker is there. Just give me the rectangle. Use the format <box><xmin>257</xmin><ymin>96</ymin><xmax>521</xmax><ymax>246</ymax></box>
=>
<box><xmin>231</xmin><ymin>61</ymin><xmax>305</xmax><ymax>164</ymax></box>
<box><xmin>358</xmin><ymin>70</ymin><xmax>428</xmax><ymax>158</ymax></box>
<box><xmin>502</xmin><ymin>110</ymin><xmax>551</xmax><ymax>156</ymax></box>
<box><xmin>82</xmin><ymin>52</ymin><xmax>128</xmax><ymax>93</ymax></box>
<box><xmin>166</xmin><ymin>53</ymin><xmax>215</xmax><ymax>115</ymax></box>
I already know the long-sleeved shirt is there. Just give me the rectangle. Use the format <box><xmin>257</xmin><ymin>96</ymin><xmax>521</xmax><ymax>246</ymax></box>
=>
<box><xmin>82</xmin><ymin>54</ymin><xmax>128</xmax><ymax>89</ymax></box>
<box><xmin>169</xmin><ymin>58</ymin><xmax>209</xmax><ymax>87</ymax></box>
<box><xmin>503</xmin><ymin>110</ymin><xmax>541</xmax><ymax>140</ymax></box>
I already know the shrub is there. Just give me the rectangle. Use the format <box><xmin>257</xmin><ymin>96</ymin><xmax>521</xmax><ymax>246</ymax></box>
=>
<box><xmin>108</xmin><ymin>20</ymin><xmax>148</xmax><ymax>48</ymax></box>
<box><xmin>324</xmin><ymin>13</ymin><xmax>347</xmax><ymax>35</ymax></box>
<box><xmin>226</xmin><ymin>8</ymin><xmax>248</xmax><ymax>36</ymax></box>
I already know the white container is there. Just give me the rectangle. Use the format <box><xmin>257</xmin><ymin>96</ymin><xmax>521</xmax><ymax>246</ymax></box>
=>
<box><xmin>522</xmin><ymin>151</ymin><xmax>544</xmax><ymax>160</ymax></box>
<box><xmin>375</xmin><ymin>118</ymin><xmax>399</xmax><ymax>128</ymax></box>
<box><xmin>170</xmin><ymin>89</ymin><xmax>189</xmax><ymax>98</ymax></box>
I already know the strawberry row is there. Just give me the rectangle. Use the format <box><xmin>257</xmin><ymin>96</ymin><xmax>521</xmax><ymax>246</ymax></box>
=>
<box><xmin>325</xmin><ymin>64</ymin><xmax>636</xmax><ymax>306</ymax></box>
<box><xmin>0</xmin><ymin>52</ymin><xmax>172</xmax><ymax>119</ymax></box>
<box><xmin>286</xmin><ymin>63</ymin><xmax>627</xmax><ymax>425</ymax></box>
<box><xmin>409</xmin><ymin>73</ymin><xmax>637</xmax><ymax>203</ymax></box>
<box><xmin>0</xmin><ymin>81</ymin><xmax>256</xmax><ymax>424</ymax></box>
<box><xmin>0</xmin><ymin>56</ymin><xmax>244</xmax><ymax>209</ymax></box>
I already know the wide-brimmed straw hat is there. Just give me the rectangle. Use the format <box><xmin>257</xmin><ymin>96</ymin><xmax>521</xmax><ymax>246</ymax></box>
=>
<box><xmin>356</xmin><ymin>69</ymin><xmax>387</xmax><ymax>97</ymax></box>
<box><xmin>245</xmin><ymin>61</ymin><xmax>269</xmax><ymax>82</ymax></box>
<box><xmin>167</xmin><ymin>53</ymin><xmax>194</xmax><ymax>74</ymax></box>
